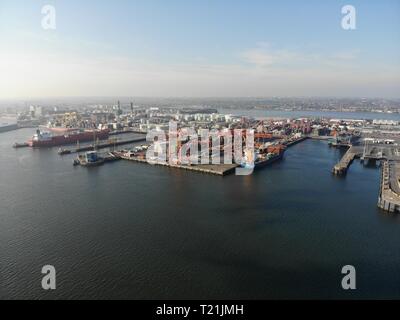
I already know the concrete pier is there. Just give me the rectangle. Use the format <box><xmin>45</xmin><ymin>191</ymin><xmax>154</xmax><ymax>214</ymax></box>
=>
<box><xmin>285</xmin><ymin>136</ymin><xmax>308</xmax><ymax>147</ymax></box>
<box><xmin>332</xmin><ymin>147</ymin><xmax>358</xmax><ymax>175</ymax></box>
<box><xmin>378</xmin><ymin>161</ymin><xmax>400</xmax><ymax>213</ymax></box>
<box><xmin>119</xmin><ymin>155</ymin><xmax>239</xmax><ymax>176</ymax></box>
<box><xmin>60</xmin><ymin>137</ymin><xmax>146</xmax><ymax>154</ymax></box>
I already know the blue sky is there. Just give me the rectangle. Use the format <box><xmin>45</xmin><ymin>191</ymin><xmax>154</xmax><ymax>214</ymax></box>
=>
<box><xmin>0</xmin><ymin>0</ymin><xmax>399</xmax><ymax>98</ymax></box>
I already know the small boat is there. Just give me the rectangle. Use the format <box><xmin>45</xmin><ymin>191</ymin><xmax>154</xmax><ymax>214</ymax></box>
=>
<box><xmin>13</xmin><ymin>142</ymin><xmax>29</xmax><ymax>148</ymax></box>
<box><xmin>73</xmin><ymin>151</ymin><xmax>105</xmax><ymax>167</ymax></box>
<box><xmin>81</xmin><ymin>158</ymin><xmax>105</xmax><ymax>167</ymax></box>
<box><xmin>58</xmin><ymin>148</ymin><xmax>72</xmax><ymax>155</ymax></box>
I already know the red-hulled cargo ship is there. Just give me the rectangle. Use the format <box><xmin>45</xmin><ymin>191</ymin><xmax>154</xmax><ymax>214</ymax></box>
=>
<box><xmin>28</xmin><ymin>129</ymin><xmax>109</xmax><ymax>147</ymax></box>
<box><xmin>39</xmin><ymin>125</ymin><xmax>79</xmax><ymax>134</ymax></box>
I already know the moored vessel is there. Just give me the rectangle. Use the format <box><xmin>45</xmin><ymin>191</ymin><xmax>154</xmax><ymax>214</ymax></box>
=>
<box><xmin>28</xmin><ymin>129</ymin><xmax>109</xmax><ymax>148</ymax></box>
<box><xmin>39</xmin><ymin>125</ymin><xmax>79</xmax><ymax>134</ymax></box>
<box><xmin>241</xmin><ymin>144</ymin><xmax>286</xmax><ymax>170</ymax></box>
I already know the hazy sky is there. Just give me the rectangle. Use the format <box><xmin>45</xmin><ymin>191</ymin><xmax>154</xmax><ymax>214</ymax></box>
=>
<box><xmin>0</xmin><ymin>0</ymin><xmax>399</xmax><ymax>99</ymax></box>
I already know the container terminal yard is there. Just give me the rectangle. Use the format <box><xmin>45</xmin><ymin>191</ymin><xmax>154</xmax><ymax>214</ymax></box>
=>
<box><xmin>7</xmin><ymin>103</ymin><xmax>400</xmax><ymax>213</ymax></box>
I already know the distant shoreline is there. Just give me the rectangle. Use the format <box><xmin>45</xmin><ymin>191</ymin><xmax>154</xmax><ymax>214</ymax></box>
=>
<box><xmin>216</xmin><ymin>108</ymin><xmax>400</xmax><ymax>121</ymax></box>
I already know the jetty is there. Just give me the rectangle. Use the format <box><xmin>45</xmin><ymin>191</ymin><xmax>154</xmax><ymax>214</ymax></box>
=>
<box><xmin>118</xmin><ymin>154</ymin><xmax>239</xmax><ymax>176</ymax></box>
<box><xmin>378</xmin><ymin>161</ymin><xmax>400</xmax><ymax>213</ymax></box>
<box><xmin>59</xmin><ymin>137</ymin><xmax>146</xmax><ymax>155</ymax></box>
<box><xmin>332</xmin><ymin>146</ymin><xmax>361</xmax><ymax>175</ymax></box>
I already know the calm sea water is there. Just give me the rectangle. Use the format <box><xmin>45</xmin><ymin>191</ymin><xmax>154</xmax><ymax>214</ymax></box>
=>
<box><xmin>1</xmin><ymin>128</ymin><xmax>400</xmax><ymax>299</ymax></box>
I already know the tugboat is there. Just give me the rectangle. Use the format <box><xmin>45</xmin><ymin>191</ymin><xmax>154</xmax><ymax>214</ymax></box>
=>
<box><xmin>73</xmin><ymin>151</ymin><xmax>120</xmax><ymax>167</ymax></box>
<box><xmin>74</xmin><ymin>151</ymin><xmax>105</xmax><ymax>167</ymax></box>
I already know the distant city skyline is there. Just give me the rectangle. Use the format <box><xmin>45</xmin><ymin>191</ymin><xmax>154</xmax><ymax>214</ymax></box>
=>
<box><xmin>0</xmin><ymin>0</ymin><xmax>399</xmax><ymax>99</ymax></box>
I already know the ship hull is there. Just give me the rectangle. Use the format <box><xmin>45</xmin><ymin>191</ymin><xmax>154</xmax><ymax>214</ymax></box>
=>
<box><xmin>39</xmin><ymin>126</ymin><xmax>79</xmax><ymax>134</ymax></box>
<box><xmin>0</xmin><ymin>123</ymin><xmax>18</xmax><ymax>133</ymax></box>
<box><xmin>254</xmin><ymin>152</ymin><xmax>284</xmax><ymax>169</ymax></box>
<box><xmin>28</xmin><ymin>130</ymin><xmax>109</xmax><ymax>148</ymax></box>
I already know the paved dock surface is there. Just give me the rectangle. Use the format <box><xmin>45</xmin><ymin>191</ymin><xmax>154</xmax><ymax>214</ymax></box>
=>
<box><xmin>378</xmin><ymin>161</ymin><xmax>400</xmax><ymax>213</ymax></box>
<box><xmin>332</xmin><ymin>146</ymin><xmax>361</xmax><ymax>175</ymax></box>
<box><xmin>120</xmin><ymin>156</ymin><xmax>239</xmax><ymax>176</ymax></box>
<box><xmin>61</xmin><ymin>137</ymin><xmax>146</xmax><ymax>154</ymax></box>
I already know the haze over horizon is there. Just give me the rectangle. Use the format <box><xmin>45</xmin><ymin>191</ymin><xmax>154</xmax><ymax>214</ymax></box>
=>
<box><xmin>1</xmin><ymin>0</ymin><xmax>399</xmax><ymax>99</ymax></box>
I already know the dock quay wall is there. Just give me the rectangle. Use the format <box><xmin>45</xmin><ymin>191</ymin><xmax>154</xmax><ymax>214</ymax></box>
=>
<box><xmin>332</xmin><ymin>147</ymin><xmax>358</xmax><ymax>175</ymax></box>
<box><xmin>378</xmin><ymin>161</ymin><xmax>400</xmax><ymax>213</ymax></box>
<box><xmin>120</xmin><ymin>156</ymin><xmax>238</xmax><ymax>176</ymax></box>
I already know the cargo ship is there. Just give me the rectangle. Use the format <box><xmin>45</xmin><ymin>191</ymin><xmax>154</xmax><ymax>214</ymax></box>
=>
<box><xmin>255</xmin><ymin>144</ymin><xmax>286</xmax><ymax>169</ymax></box>
<box><xmin>39</xmin><ymin>125</ymin><xmax>79</xmax><ymax>134</ymax></box>
<box><xmin>254</xmin><ymin>150</ymin><xmax>285</xmax><ymax>169</ymax></box>
<box><xmin>241</xmin><ymin>144</ymin><xmax>286</xmax><ymax>170</ymax></box>
<box><xmin>28</xmin><ymin>129</ymin><xmax>109</xmax><ymax>147</ymax></box>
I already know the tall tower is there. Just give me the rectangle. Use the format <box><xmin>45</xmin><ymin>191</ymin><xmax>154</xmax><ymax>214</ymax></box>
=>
<box><xmin>117</xmin><ymin>100</ymin><xmax>122</xmax><ymax>116</ymax></box>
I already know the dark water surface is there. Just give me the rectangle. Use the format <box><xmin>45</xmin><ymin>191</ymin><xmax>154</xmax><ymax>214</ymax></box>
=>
<box><xmin>1</xmin><ymin>128</ymin><xmax>399</xmax><ymax>299</ymax></box>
